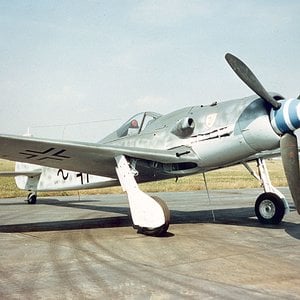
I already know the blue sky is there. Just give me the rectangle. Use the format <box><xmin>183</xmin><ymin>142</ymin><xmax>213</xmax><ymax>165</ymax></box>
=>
<box><xmin>1</xmin><ymin>1</ymin><xmax>300</xmax><ymax>141</ymax></box>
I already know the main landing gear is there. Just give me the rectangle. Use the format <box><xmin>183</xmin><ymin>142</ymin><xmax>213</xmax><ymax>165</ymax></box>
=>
<box><xmin>244</xmin><ymin>158</ymin><xmax>289</xmax><ymax>224</ymax></box>
<box><xmin>115</xmin><ymin>155</ymin><xmax>170</xmax><ymax>236</ymax></box>
<box><xmin>27</xmin><ymin>192</ymin><xmax>37</xmax><ymax>204</ymax></box>
<box><xmin>255</xmin><ymin>192</ymin><xmax>285</xmax><ymax>224</ymax></box>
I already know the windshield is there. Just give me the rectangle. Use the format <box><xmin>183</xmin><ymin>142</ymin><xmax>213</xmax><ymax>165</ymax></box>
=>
<box><xmin>116</xmin><ymin>112</ymin><xmax>161</xmax><ymax>138</ymax></box>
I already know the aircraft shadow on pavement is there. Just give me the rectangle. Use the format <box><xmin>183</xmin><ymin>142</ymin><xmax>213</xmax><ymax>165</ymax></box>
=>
<box><xmin>0</xmin><ymin>198</ymin><xmax>299</xmax><ymax>240</ymax></box>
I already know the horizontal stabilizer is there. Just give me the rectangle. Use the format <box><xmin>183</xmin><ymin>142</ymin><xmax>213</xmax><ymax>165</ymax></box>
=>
<box><xmin>0</xmin><ymin>171</ymin><xmax>42</xmax><ymax>177</ymax></box>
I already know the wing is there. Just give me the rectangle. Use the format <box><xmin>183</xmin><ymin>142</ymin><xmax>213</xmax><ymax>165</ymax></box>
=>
<box><xmin>244</xmin><ymin>147</ymin><xmax>300</xmax><ymax>162</ymax></box>
<box><xmin>244</xmin><ymin>149</ymin><xmax>282</xmax><ymax>161</ymax></box>
<box><xmin>0</xmin><ymin>134</ymin><xmax>199</xmax><ymax>178</ymax></box>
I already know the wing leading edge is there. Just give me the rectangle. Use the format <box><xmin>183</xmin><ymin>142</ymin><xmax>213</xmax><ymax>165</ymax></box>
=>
<box><xmin>0</xmin><ymin>134</ymin><xmax>199</xmax><ymax>179</ymax></box>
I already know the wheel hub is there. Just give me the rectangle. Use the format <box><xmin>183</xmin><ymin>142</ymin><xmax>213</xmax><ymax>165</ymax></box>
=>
<box><xmin>259</xmin><ymin>199</ymin><xmax>276</xmax><ymax>219</ymax></box>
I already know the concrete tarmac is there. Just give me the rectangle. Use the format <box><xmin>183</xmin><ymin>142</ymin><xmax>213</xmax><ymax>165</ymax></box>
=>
<box><xmin>0</xmin><ymin>188</ymin><xmax>300</xmax><ymax>299</ymax></box>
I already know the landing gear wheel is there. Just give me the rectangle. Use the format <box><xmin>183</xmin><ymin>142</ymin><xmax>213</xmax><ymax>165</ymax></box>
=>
<box><xmin>27</xmin><ymin>193</ymin><xmax>37</xmax><ymax>205</ymax></box>
<box><xmin>136</xmin><ymin>196</ymin><xmax>170</xmax><ymax>237</ymax></box>
<box><xmin>255</xmin><ymin>192</ymin><xmax>285</xmax><ymax>225</ymax></box>
<box><xmin>137</xmin><ymin>223</ymin><xmax>170</xmax><ymax>237</ymax></box>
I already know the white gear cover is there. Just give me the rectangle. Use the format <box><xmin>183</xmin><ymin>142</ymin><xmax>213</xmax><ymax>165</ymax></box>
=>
<box><xmin>115</xmin><ymin>155</ymin><xmax>170</xmax><ymax>234</ymax></box>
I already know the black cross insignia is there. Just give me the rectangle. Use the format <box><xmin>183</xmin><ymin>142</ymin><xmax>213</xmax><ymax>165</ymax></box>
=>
<box><xmin>19</xmin><ymin>148</ymin><xmax>70</xmax><ymax>161</ymax></box>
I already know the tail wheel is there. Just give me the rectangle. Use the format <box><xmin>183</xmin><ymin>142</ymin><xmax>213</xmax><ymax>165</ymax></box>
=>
<box><xmin>255</xmin><ymin>192</ymin><xmax>285</xmax><ymax>225</ymax></box>
<box><xmin>27</xmin><ymin>193</ymin><xmax>37</xmax><ymax>205</ymax></box>
<box><xmin>136</xmin><ymin>196</ymin><xmax>170</xmax><ymax>236</ymax></box>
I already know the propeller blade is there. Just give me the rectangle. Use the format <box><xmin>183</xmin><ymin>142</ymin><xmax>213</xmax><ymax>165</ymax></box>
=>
<box><xmin>280</xmin><ymin>133</ymin><xmax>300</xmax><ymax>214</ymax></box>
<box><xmin>225</xmin><ymin>53</ymin><xmax>281</xmax><ymax>109</ymax></box>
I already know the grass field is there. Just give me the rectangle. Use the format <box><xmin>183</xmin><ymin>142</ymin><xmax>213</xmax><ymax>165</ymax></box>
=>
<box><xmin>0</xmin><ymin>159</ymin><xmax>287</xmax><ymax>198</ymax></box>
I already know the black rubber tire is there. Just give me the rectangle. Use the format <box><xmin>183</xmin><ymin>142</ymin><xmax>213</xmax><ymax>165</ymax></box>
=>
<box><xmin>255</xmin><ymin>192</ymin><xmax>285</xmax><ymax>225</ymax></box>
<box><xmin>27</xmin><ymin>193</ymin><xmax>37</xmax><ymax>205</ymax></box>
<box><xmin>137</xmin><ymin>223</ymin><xmax>170</xmax><ymax>237</ymax></box>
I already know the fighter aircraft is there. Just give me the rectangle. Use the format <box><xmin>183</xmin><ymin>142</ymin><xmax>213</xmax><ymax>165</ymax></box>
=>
<box><xmin>0</xmin><ymin>53</ymin><xmax>299</xmax><ymax>236</ymax></box>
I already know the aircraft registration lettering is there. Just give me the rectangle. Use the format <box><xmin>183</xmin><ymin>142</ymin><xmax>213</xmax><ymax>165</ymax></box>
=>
<box><xmin>76</xmin><ymin>172</ymin><xmax>90</xmax><ymax>185</ymax></box>
<box><xmin>57</xmin><ymin>169</ymin><xmax>90</xmax><ymax>185</ymax></box>
<box><xmin>57</xmin><ymin>169</ymin><xmax>69</xmax><ymax>180</ymax></box>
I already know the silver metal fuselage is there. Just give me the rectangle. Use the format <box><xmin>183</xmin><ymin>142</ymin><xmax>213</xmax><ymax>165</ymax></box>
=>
<box><xmin>101</xmin><ymin>95</ymin><xmax>281</xmax><ymax>182</ymax></box>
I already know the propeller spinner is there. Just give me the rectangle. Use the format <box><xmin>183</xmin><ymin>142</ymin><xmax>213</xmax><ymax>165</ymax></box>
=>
<box><xmin>225</xmin><ymin>53</ymin><xmax>300</xmax><ymax>214</ymax></box>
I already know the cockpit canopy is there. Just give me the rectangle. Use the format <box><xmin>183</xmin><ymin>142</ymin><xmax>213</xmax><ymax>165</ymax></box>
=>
<box><xmin>100</xmin><ymin>112</ymin><xmax>161</xmax><ymax>143</ymax></box>
<box><xmin>117</xmin><ymin>112</ymin><xmax>161</xmax><ymax>137</ymax></box>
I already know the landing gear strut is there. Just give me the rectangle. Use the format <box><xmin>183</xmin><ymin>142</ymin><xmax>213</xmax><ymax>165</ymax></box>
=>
<box><xmin>27</xmin><ymin>192</ymin><xmax>37</xmax><ymax>204</ymax></box>
<box><xmin>115</xmin><ymin>155</ymin><xmax>170</xmax><ymax>236</ymax></box>
<box><xmin>244</xmin><ymin>158</ymin><xmax>289</xmax><ymax>224</ymax></box>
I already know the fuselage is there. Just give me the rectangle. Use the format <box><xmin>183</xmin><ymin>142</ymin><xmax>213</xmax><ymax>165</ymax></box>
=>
<box><xmin>101</xmin><ymin>94</ymin><xmax>282</xmax><ymax>180</ymax></box>
<box><xmin>13</xmin><ymin>94</ymin><xmax>286</xmax><ymax>191</ymax></box>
